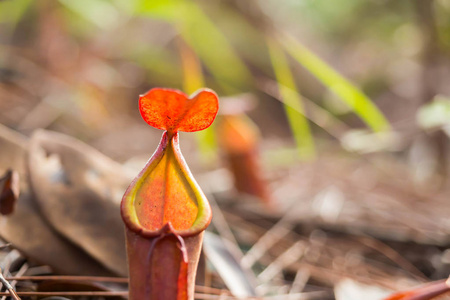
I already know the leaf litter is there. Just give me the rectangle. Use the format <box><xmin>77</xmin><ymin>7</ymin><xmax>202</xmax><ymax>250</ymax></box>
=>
<box><xmin>0</xmin><ymin>118</ymin><xmax>449</xmax><ymax>299</ymax></box>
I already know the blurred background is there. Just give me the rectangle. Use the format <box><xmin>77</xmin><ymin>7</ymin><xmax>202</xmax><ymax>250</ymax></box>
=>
<box><xmin>1</xmin><ymin>0</ymin><xmax>450</xmax><ymax>164</ymax></box>
<box><xmin>1</xmin><ymin>0</ymin><xmax>450</xmax><ymax>299</ymax></box>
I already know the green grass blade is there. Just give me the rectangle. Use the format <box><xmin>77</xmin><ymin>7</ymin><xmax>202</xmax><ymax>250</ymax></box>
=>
<box><xmin>135</xmin><ymin>0</ymin><xmax>252</xmax><ymax>92</ymax></box>
<box><xmin>58</xmin><ymin>0</ymin><xmax>120</xmax><ymax>30</ymax></box>
<box><xmin>133</xmin><ymin>0</ymin><xmax>183</xmax><ymax>20</ymax></box>
<box><xmin>194</xmin><ymin>125</ymin><xmax>218</xmax><ymax>165</ymax></box>
<box><xmin>281</xmin><ymin>33</ymin><xmax>390</xmax><ymax>132</ymax></box>
<box><xmin>0</xmin><ymin>0</ymin><xmax>33</xmax><ymax>25</ymax></box>
<box><xmin>177</xmin><ymin>2</ymin><xmax>252</xmax><ymax>92</ymax></box>
<box><xmin>178</xmin><ymin>41</ymin><xmax>218</xmax><ymax>164</ymax></box>
<box><xmin>267</xmin><ymin>38</ymin><xmax>316</xmax><ymax>160</ymax></box>
<box><xmin>179</xmin><ymin>40</ymin><xmax>205</xmax><ymax>95</ymax></box>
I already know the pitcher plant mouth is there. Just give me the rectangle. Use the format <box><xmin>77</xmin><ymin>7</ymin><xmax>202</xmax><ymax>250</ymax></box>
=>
<box><xmin>121</xmin><ymin>131</ymin><xmax>212</xmax><ymax>238</ymax></box>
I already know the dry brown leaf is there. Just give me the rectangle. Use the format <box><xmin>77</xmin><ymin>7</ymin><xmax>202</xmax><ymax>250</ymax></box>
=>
<box><xmin>28</xmin><ymin>130</ymin><xmax>128</xmax><ymax>276</ymax></box>
<box><xmin>0</xmin><ymin>125</ymin><xmax>115</xmax><ymax>276</ymax></box>
<box><xmin>0</xmin><ymin>124</ymin><xmax>28</xmax><ymax>176</ymax></box>
<box><xmin>2</xmin><ymin>192</ymin><xmax>115</xmax><ymax>276</ymax></box>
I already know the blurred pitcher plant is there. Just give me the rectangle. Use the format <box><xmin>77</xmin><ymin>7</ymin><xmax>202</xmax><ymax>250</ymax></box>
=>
<box><xmin>217</xmin><ymin>97</ymin><xmax>272</xmax><ymax>208</ymax></box>
<box><xmin>121</xmin><ymin>88</ymin><xmax>219</xmax><ymax>300</ymax></box>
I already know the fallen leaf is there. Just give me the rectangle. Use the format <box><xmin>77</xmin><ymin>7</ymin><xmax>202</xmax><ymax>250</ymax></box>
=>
<box><xmin>0</xmin><ymin>124</ymin><xmax>28</xmax><ymax>177</ymax></box>
<box><xmin>1</xmin><ymin>192</ymin><xmax>115</xmax><ymax>276</ymax></box>
<box><xmin>28</xmin><ymin>129</ymin><xmax>128</xmax><ymax>276</ymax></box>
<box><xmin>0</xmin><ymin>124</ymin><xmax>114</xmax><ymax>276</ymax></box>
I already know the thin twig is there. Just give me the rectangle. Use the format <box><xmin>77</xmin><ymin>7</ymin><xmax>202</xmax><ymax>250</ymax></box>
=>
<box><xmin>6</xmin><ymin>275</ymin><xmax>129</xmax><ymax>283</ymax></box>
<box><xmin>257</xmin><ymin>77</ymin><xmax>350</xmax><ymax>140</ymax></box>
<box><xmin>355</xmin><ymin>235</ymin><xmax>427</xmax><ymax>280</ymax></box>
<box><xmin>241</xmin><ymin>209</ymin><xmax>295</xmax><ymax>269</ymax></box>
<box><xmin>6</xmin><ymin>275</ymin><xmax>233</xmax><ymax>296</ymax></box>
<box><xmin>1</xmin><ymin>263</ymin><xmax>28</xmax><ymax>300</ymax></box>
<box><xmin>193</xmin><ymin>290</ymin><xmax>328</xmax><ymax>300</ymax></box>
<box><xmin>0</xmin><ymin>291</ymin><xmax>126</xmax><ymax>297</ymax></box>
<box><xmin>0</xmin><ymin>268</ymin><xmax>20</xmax><ymax>300</ymax></box>
<box><xmin>0</xmin><ymin>291</ymin><xmax>245</xmax><ymax>299</ymax></box>
<box><xmin>258</xmin><ymin>241</ymin><xmax>306</xmax><ymax>283</ymax></box>
<box><xmin>289</xmin><ymin>268</ymin><xmax>310</xmax><ymax>294</ymax></box>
